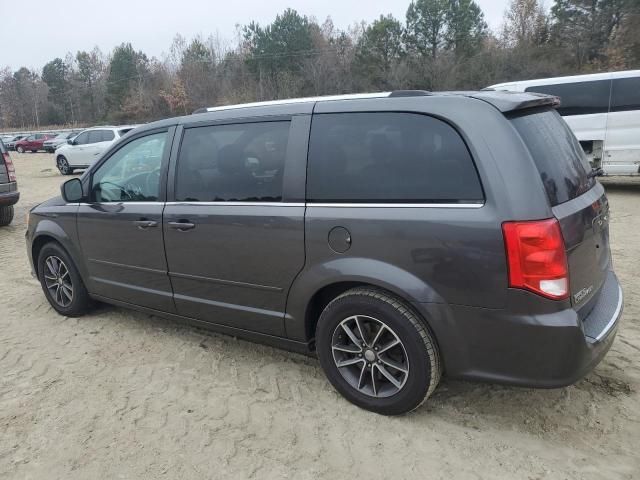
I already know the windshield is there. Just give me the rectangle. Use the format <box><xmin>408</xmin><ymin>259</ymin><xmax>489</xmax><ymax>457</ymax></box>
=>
<box><xmin>510</xmin><ymin>109</ymin><xmax>595</xmax><ymax>206</ymax></box>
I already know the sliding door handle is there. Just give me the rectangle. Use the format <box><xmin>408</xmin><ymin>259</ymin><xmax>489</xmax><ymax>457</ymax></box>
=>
<box><xmin>168</xmin><ymin>221</ymin><xmax>196</xmax><ymax>231</ymax></box>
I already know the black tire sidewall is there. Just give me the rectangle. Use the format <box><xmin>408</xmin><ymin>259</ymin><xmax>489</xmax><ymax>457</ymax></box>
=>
<box><xmin>37</xmin><ymin>243</ymin><xmax>90</xmax><ymax>316</ymax></box>
<box><xmin>316</xmin><ymin>292</ymin><xmax>434</xmax><ymax>415</ymax></box>
<box><xmin>0</xmin><ymin>206</ymin><xmax>14</xmax><ymax>226</ymax></box>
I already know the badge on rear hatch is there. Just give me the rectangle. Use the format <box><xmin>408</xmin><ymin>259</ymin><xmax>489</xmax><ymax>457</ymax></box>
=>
<box><xmin>574</xmin><ymin>285</ymin><xmax>594</xmax><ymax>304</ymax></box>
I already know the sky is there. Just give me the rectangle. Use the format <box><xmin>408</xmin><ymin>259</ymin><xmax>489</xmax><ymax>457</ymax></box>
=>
<box><xmin>0</xmin><ymin>0</ymin><xmax>509</xmax><ymax>70</ymax></box>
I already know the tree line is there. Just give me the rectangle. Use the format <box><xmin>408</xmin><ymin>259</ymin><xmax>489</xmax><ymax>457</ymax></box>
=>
<box><xmin>1</xmin><ymin>0</ymin><xmax>638</xmax><ymax>130</ymax></box>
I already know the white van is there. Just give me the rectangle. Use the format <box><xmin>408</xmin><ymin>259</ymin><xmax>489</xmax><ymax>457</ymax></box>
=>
<box><xmin>488</xmin><ymin>70</ymin><xmax>640</xmax><ymax>176</ymax></box>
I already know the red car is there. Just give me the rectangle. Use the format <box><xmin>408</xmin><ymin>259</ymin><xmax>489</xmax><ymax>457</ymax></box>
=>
<box><xmin>14</xmin><ymin>133</ymin><xmax>55</xmax><ymax>153</ymax></box>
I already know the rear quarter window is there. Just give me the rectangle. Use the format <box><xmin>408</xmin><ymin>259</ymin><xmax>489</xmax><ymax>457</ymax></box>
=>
<box><xmin>306</xmin><ymin>112</ymin><xmax>484</xmax><ymax>203</ymax></box>
<box><xmin>510</xmin><ymin>109</ymin><xmax>595</xmax><ymax>206</ymax></box>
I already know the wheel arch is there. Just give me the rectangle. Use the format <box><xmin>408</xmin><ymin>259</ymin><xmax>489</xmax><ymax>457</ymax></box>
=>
<box><xmin>285</xmin><ymin>257</ymin><xmax>446</xmax><ymax>347</ymax></box>
<box><xmin>31</xmin><ymin>221</ymin><xmax>87</xmax><ymax>282</ymax></box>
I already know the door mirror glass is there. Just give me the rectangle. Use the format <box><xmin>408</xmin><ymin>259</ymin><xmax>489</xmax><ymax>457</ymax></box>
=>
<box><xmin>61</xmin><ymin>178</ymin><xmax>84</xmax><ymax>203</ymax></box>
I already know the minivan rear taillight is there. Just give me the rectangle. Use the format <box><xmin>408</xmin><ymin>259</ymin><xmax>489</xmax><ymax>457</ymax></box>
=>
<box><xmin>2</xmin><ymin>153</ymin><xmax>16</xmax><ymax>182</ymax></box>
<box><xmin>502</xmin><ymin>219</ymin><xmax>569</xmax><ymax>300</ymax></box>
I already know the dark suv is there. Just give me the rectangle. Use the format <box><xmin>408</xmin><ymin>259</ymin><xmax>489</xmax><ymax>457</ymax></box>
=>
<box><xmin>0</xmin><ymin>139</ymin><xmax>19</xmax><ymax>226</ymax></box>
<box><xmin>26</xmin><ymin>91</ymin><xmax>623</xmax><ymax>415</ymax></box>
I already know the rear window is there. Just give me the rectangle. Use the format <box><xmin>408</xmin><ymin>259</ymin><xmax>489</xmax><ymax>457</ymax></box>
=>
<box><xmin>510</xmin><ymin>109</ymin><xmax>595</xmax><ymax>206</ymax></box>
<box><xmin>525</xmin><ymin>80</ymin><xmax>611</xmax><ymax>116</ymax></box>
<box><xmin>306</xmin><ymin>112</ymin><xmax>483</xmax><ymax>203</ymax></box>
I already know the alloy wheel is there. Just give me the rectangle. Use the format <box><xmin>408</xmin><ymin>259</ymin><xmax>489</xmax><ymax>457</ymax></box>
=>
<box><xmin>57</xmin><ymin>157</ymin><xmax>70</xmax><ymax>175</ymax></box>
<box><xmin>331</xmin><ymin>315</ymin><xmax>409</xmax><ymax>398</ymax></box>
<box><xmin>43</xmin><ymin>255</ymin><xmax>74</xmax><ymax>307</ymax></box>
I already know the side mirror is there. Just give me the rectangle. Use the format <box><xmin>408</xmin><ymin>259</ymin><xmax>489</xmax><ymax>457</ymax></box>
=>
<box><xmin>67</xmin><ymin>139</ymin><xmax>75</xmax><ymax>145</ymax></box>
<box><xmin>61</xmin><ymin>178</ymin><xmax>84</xmax><ymax>203</ymax></box>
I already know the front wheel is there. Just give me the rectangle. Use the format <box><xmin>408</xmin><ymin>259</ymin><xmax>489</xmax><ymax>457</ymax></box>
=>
<box><xmin>316</xmin><ymin>287</ymin><xmax>441</xmax><ymax>415</ymax></box>
<box><xmin>0</xmin><ymin>205</ymin><xmax>14</xmax><ymax>226</ymax></box>
<box><xmin>57</xmin><ymin>156</ymin><xmax>72</xmax><ymax>175</ymax></box>
<box><xmin>16</xmin><ymin>146</ymin><xmax>24</xmax><ymax>153</ymax></box>
<box><xmin>37</xmin><ymin>242</ymin><xmax>91</xmax><ymax>316</ymax></box>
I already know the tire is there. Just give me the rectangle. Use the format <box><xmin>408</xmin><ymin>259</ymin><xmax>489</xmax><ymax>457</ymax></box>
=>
<box><xmin>57</xmin><ymin>155</ymin><xmax>72</xmax><ymax>175</ymax></box>
<box><xmin>316</xmin><ymin>287</ymin><xmax>441</xmax><ymax>415</ymax></box>
<box><xmin>37</xmin><ymin>242</ymin><xmax>91</xmax><ymax>316</ymax></box>
<box><xmin>0</xmin><ymin>205</ymin><xmax>14</xmax><ymax>226</ymax></box>
<box><xmin>16</xmin><ymin>146</ymin><xmax>24</xmax><ymax>153</ymax></box>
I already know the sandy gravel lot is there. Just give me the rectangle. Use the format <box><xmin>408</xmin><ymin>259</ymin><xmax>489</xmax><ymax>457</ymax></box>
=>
<box><xmin>1</xmin><ymin>152</ymin><xmax>639</xmax><ymax>479</ymax></box>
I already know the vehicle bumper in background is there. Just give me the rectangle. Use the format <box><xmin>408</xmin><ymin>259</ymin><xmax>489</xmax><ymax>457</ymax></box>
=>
<box><xmin>0</xmin><ymin>182</ymin><xmax>19</xmax><ymax>206</ymax></box>
<box><xmin>415</xmin><ymin>270</ymin><xmax>623</xmax><ymax>388</ymax></box>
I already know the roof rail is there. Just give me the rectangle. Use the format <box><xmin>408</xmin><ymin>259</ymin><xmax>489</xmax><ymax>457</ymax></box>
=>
<box><xmin>389</xmin><ymin>90</ymin><xmax>432</xmax><ymax>97</ymax></box>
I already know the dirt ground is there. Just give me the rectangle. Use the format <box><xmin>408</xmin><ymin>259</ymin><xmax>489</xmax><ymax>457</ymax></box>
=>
<box><xmin>1</xmin><ymin>152</ymin><xmax>639</xmax><ymax>479</ymax></box>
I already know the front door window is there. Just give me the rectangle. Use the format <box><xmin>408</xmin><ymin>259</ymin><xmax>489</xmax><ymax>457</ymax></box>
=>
<box><xmin>91</xmin><ymin>132</ymin><xmax>167</xmax><ymax>202</ymax></box>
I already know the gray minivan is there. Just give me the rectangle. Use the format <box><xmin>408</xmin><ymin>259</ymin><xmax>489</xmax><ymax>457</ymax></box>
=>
<box><xmin>26</xmin><ymin>91</ymin><xmax>623</xmax><ymax>415</ymax></box>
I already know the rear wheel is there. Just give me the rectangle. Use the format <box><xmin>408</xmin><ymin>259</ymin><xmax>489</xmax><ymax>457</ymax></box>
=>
<box><xmin>37</xmin><ymin>242</ymin><xmax>91</xmax><ymax>316</ymax></box>
<box><xmin>57</xmin><ymin>155</ymin><xmax>72</xmax><ymax>175</ymax></box>
<box><xmin>16</xmin><ymin>146</ymin><xmax>24</xmax><ymax>153</ymax></box>
<box><xmin>0</xmin><ymin>206</ymin><xmax>14</xmax><ymax>226</ymax></box>
<box><xmin>316</xmin><ymin>287</ymin><xmax>441</xmax><ymax>415</ymax></box>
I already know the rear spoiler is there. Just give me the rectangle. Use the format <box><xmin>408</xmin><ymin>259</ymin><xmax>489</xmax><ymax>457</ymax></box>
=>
<box><xmin>468</xmin><ymin>90</ymin><xmax>560</xmax><ymax>113</ymax></box>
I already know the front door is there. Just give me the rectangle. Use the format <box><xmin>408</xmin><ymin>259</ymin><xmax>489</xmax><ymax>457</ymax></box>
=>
<box><xmin>163</xmin><ymin>120</ymin><xmax>306</xmax><ymax>336</ymax></box>
<box><xmin>68</xmin><ymin>131</ymin><xmax>92</xmax><ymax>166</ymax></box>
<box><xmin>77</xmin><ymin>129</ymin><xmax>175</xmax><ymax>312</ymax></box>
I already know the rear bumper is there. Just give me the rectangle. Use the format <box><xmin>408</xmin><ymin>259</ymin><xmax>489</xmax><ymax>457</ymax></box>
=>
<box><xmin>416</xmin><ymin>270</ymin><xmax>623</xmax><ymax>388</ymax></box>
<box><xmin>0</xmin><ymin>183</ymin><xmax>19</xmax><ymax>206</ymax></box>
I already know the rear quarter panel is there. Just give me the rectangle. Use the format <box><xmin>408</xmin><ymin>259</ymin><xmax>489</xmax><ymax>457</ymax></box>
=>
<box><xmin>286</xmin><ymin>96</ymin><xmax>555</xmax><ymax>342</ymax></box>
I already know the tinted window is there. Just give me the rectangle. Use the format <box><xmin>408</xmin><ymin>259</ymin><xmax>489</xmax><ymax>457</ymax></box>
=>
<box><xmin>74</xmin><ymin>132</ymin><xmax>89</xmax><ymax>145</ymax></box>
<box><xmin>88</xmin><ymin>130</ymin><xmax>105</xmax><ymax>144</ymax></box>
<box><xmin>175</xmin><ymin>121</ymin><xmax>290</xmax><ymax>202</ymax></box>
<box><xmin>611</xmin><ymin>77</ymin><xmax>640</xmax><ymax>112</ymax></box>
<box><xmin>102</xmin><ymin>130</ymin><xmax>115</xmax><ymax>141</ymax></box>
<box><xmin>92</xmin><ymin>132</ymin><xmax>167</xmax><ymax>202</ymax></box>
<box><xmin>511</xmin><ymin>109</ymin><xmax>594</xmax><ymax>206</ymax></box>
<box><xmin>525</xmin><ymin>80</ymin><xmax>611</xmax><ymax>116</ymax></box>
<box><xmin>306</xmin><ymin>113</ymin><xmax>483</xmax><ymax>203</ymax></box>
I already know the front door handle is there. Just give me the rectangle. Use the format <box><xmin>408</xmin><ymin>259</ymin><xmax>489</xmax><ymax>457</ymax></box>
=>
<box><xmin>168</xmin><ymin>221</ymin><xmax>196</xmax><ymax>231</ymax></box>
<box><xmin>134</xmin><ymin>220</ymin><xmax>158</xmax><ymax>229</ymax></box>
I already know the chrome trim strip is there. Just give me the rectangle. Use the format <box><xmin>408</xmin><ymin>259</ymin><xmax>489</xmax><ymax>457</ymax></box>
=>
<box><xmin>79</xmin><ymin>202</ymin><xmax>162</xmax><ymax>206</ymax></box>
<box><xmin>165</xmin><ymin>201</ymin><xmax>305</xmax><ymax>207</ymax></box>
<box><xmin>170</xmin><ymin>271</ymin><xmax>283</xmax><ymax>292</ymax></box>
<box><xmin>80</xmin><ymin>201</ymin><xmax>482</xmax><ymax>208</ymax></box>
<box><xmin>307</xmin><ymin>202</ymin><xmax>485</xmax><ymax>209</ymax></box>
<box><xmin>595</xmin><ymin>285</ymin><xmax>624</xmax><ymax>342</ymax></box>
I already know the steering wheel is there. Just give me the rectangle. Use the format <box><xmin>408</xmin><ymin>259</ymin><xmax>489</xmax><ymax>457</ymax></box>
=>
<box><xmin>97</xmin><ymin>181</ymin><xmax>133</xmax><ymax>201</ymax></box>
